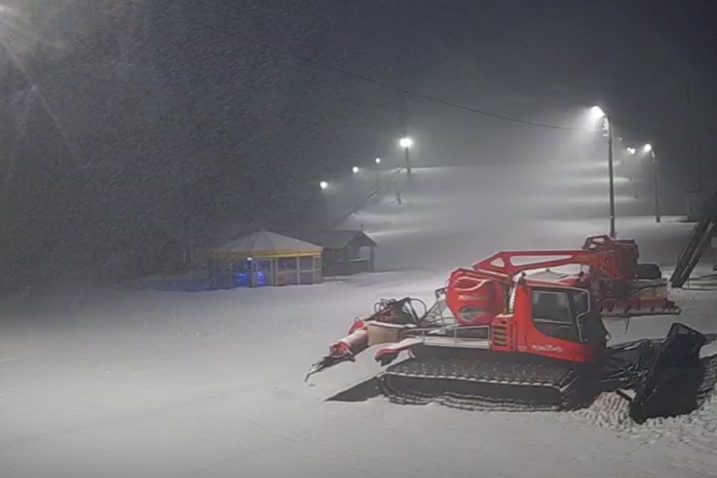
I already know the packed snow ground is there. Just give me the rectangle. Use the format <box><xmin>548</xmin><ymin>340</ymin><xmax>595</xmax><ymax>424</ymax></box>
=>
<box><xmin>1</xmin><ymin>165</ymin><xmax>716</xmax><ymax>477</ymax></box>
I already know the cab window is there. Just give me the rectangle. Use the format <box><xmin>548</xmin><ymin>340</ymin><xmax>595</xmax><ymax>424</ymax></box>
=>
<box><xmin>531</xmin><ymin>289</ymin><xmax>579</xmax><ymax>342</ymax></box>
<box><xmin>532</xmin><ymin>290</ymin><xmax>572</xmax><ymax>324</ymax></box>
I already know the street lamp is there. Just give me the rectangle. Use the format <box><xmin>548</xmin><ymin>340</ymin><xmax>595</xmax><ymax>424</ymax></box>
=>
<box><xmin>643</xmin><ymin>143</ymin><xmax>660</xmax><ymax>223</ymax></box>
<box><xmin>399</xmin><ymin>136</ymin><xmax>413</xmax><ymax>179</ymax></box>
<box><xmin>319</xmin><ymin>181</ymin><xmax>329</xmax><ymax>227</ymax></box>
<box><xmin>624</xmin><ymin>146</ymin><xmax>638</xmax><ymax>197</ymax></box>
<box><xmin>589</xmin><ymin>106</ymin><xmax>606</xmax><ymax>123</ymax></box>
<box><xmin>374</xmin><ymin>158</ymin><xmax>382</xmax><ymax>193</ymax></box>
<box><xmin>590</xmin><ymin>105</ymin><xmax>616</xmax><ymax>238</ymax></box>
<box><xmin>352</xmin><ymin>166</ymin><xmax>359</xmax><ymax>174</ymax></box>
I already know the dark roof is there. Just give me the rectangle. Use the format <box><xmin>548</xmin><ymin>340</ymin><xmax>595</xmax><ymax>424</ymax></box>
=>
<box><xmin>307</xmin><ymin>230</ymin><xmax>377</xmax><ymax>249</ymax></box>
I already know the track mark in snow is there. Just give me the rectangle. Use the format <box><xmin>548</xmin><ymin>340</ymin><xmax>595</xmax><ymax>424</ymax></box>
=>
<box><xmin>572</xmin><ymin>392</ymin><xmax>632</xmax><ymax>432</ymax></box>
<box><xmin>571</xmin><ymin>355</ymin><xmax>717</xmax><ymax>449</ymax></box>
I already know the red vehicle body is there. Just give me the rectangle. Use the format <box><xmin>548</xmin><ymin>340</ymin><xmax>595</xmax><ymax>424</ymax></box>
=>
<box><xmin>307</xmin><ymin>236</ymin><xmax>679</xmax><ymax>380</ymax></box>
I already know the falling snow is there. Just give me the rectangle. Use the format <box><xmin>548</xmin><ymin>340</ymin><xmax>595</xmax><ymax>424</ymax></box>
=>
<box><xmin>0</xmin><ymin>2</ymin><xmax>716</xmax><ymax>477</ymax></box>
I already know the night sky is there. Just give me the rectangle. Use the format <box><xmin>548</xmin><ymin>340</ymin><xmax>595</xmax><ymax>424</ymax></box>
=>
<box><xmin>0</xmin><ymin>0</ymin><xmax>715</xmax><ymax>289</ymax></box>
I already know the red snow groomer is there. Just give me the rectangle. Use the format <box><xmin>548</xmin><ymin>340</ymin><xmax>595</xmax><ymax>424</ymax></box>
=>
<box><xmin>308</xmin><ymin>236</ymin><xmax>707</xmax><ymax>422</ymax></box>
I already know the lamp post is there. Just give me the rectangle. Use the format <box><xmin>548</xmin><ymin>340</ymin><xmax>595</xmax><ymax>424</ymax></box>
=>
<box><xmin>319</xmin><ymin>180</ymin><xmax>329</xmax><ymax>227</ymax></box>
<box><xmin>374</xmin><ymin>157</ymin><xmax>381</xmax><ymax>193</ymax></box>
<box><xmin>626</xmin><ymin>147</ymin><xmax>638</xmax><ymax>198</ymax></box>
<box><xmin>399</xmin><ymin>136</ymin><xmax>413</xmax><ymax>180</ymax></box>
<box><xmin>643</xmin><ymin>144</ymin><xmax>661</xmax><ymax>223</ymax></box>
<box><xmin>590</xmin><ymin>106</ymin><xmax>616</xmax><ymax>238</ymax></box>
<box><xmin>350</xmin><ymin>167</ymin><xmax>360</xmax><ymax>212</ymax></box>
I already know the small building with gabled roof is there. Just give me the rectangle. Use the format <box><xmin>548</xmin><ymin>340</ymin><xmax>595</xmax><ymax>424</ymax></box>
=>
<box><xmin>207</xmin><ymin>230</ymin><xmax>323</xmax><ymax>287</ymax></box>
<box><xmin>306</xmin><ymin>229</ymin><xmax>377</xmax><ymax>276</ymax></box>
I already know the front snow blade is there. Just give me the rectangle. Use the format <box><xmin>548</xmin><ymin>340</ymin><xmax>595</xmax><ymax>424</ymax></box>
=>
<box><xmin>629</xmin><ymin>322</ymin><xmax>707</xmax><ymax>424</ymax></box>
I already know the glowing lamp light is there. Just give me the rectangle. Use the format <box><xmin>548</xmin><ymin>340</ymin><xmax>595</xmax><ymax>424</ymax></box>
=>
<box><xmin>319</xmin><ymin>180</ymin><xmax>328</xmax><ymax>190</ymax></box>
<box><xmin>352</xmin><ymin>166</ymin><xmax>359</xmax><ymax>174</ymax></box>
<box><xmin>399</xmin><ymin>136</ymin><xmax>413</xmax><ymax>148</ymax></box>
<box><xmin>589</xmin><ymin>105</ymin><xmax>606</xmax><ymax>121</ymax></box>
<box><xmin>375</xmin><ymin>157</ymin><xmax>381</xmax><ymax>165</ymax></box>
<box><xmin>643</xmin><ymin>143</ymin><xmax>653</xmax><ymax>153</ymax></box>
<box><xmin>626</xmin><ymin>147</ymin><xmax>636</xmax><ymax>155</ymax></box>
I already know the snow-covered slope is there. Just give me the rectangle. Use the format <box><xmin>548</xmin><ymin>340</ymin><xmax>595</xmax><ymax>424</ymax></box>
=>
<box><xmin>1</xmin><ymin>164</ymin><xmax>716</xmax><ymax>477</ymax></box>
<box><xmin>343</xmin><ymin>165</ymin><xmax>695</xmax><ymax>272</ymax></box>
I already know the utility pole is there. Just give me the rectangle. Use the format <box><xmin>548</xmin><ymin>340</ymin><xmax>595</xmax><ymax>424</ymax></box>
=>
<box><xmin>607</xmin><ymin>115</ymin><xmax>616</xmax><ymax>238</ymax></box>
<box><xmin>685</xmin><ymin>81</ymin><xmax>703</xmax><ymax>202</ymax></box>
<box><xmin>650</xmin><ymin>149</ymin><xmax>661</xmax><ymax>223</ymax></box>
<box><xmin>400</xmin><ymin>92</ymin><xmax>412</xmax><ymax>181</ymax></box>
<box><xmin>319</xmin><ymin>181</ymin><xmax>329</xmax><ymax>228</ymax></box>
<box><xmin>374</xmin><ymin>158</ymin><xmax>382</xmax><ymax>194</ymax></box>
<box><xmin>403</xmin><ymin>142</ymin><xmax>412</xmax><ymax>178</ymax></box>
<box><xmin>645</xmin><ymin>147</ymin><xmax>662</xmax><ymax>222</ymax></box>
<box><xmin>590</xmin><ymin>106</ymin><xmax>616</xmax><ymax>237</ymax></box>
